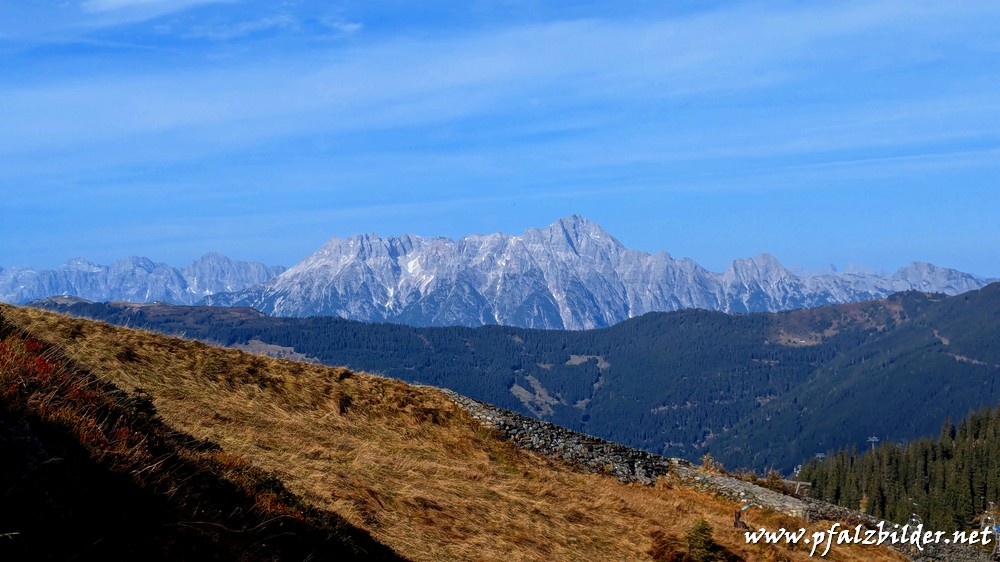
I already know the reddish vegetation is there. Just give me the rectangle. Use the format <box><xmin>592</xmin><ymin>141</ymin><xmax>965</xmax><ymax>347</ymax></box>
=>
<box><xmin>0</xmin><ymin>323</ymin><xmax>404</xmax><ymax>561</ymax></box>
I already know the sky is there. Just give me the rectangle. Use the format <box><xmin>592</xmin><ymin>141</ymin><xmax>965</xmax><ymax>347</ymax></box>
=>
<box><xmin>1</xmin><ymin>0</ymin><xmax>999</xmax><ymax>277</ymax></box>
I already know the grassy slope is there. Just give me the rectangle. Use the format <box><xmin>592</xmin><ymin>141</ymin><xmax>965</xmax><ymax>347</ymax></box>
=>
<box><xmin>0</xmin><ymin>310</ymin><xmax>402</xmax><ymax>561</ymax></box>
<box><xmin>0</xmin><ymin>304</ymin><xmax>902</xmax><ymax>562</ymax></box>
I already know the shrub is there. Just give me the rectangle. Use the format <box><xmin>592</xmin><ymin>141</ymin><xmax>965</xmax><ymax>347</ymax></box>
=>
<box><xmin>686</xmin><ymin>519</ymin><xmax>718</xmax><ymax>562</ymax></box>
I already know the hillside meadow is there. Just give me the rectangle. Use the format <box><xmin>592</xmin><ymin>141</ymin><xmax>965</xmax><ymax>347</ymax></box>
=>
<box><xmin>0</xmin><ymin>303</ymin><xmax>903</xmax><ymax>561</ymax></box>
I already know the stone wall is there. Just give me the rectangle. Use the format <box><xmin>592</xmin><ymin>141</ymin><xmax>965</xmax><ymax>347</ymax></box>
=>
<box><xmin>442</xmin><ymin>389</ymin><xmax>674</xmax><ymax>484</ymax></box>
<box><xmin>442</xmin><ymin>389</ymin><xmax>991</xmax><ymax>562</ymax></box>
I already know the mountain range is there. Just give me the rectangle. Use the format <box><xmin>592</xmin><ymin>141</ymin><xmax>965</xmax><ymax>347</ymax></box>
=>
<box><xmin>3</xmin><ymin>216</ymin><xmax>993</xmax><ymax>329</ymax></box>
<box><xmin>0</xmin><ymin>253</ymin><xmax>285</xmax><ymax>306</ymax></box>
<box><xmin>202</xmin><ymin>215</ymin><xmax>992</xmax><ymax>329</ymax></box>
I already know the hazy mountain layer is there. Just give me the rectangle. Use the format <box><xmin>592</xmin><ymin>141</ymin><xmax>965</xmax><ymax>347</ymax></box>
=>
<box><xmin>0</xmin><ymin>253</ymin><xmax>285</xmax><ymax>305</ymax></box>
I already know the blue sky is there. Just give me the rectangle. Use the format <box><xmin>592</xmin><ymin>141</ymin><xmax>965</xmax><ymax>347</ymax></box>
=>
<box><xmin>2</xmin><ymin>1</ymin><xmax>998</xmax><ymax>277</ymax></box>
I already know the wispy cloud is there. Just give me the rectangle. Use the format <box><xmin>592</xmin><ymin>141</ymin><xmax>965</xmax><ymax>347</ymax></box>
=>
<box><xmin>4</xmin><ymin>2</ymin><xmax>998</xmax><ymax>163</ymax></box>
<box><xmin>80</xmin><ymin>0</ymin><xmax>230</xmax><ymax>14</ymax></box>
<box><xmin>64</xmin><ymin>0</ymin><xmax>240</xmax><ymax>33</ymax></box>
<box><xmin>184</xmin><ymin>14</ymin><xmax>297</xmax><ymax>40</ymax></box>
<box><xmin>321</xmin><ymin>19</ymin><xmax>362</xmax><ymax>36</ymax></box>
<box><xmin>2</xmin><ymin>0</ymin><xmax>1000</xmax><ymax>262</ymax></box>
<box><xmin>182</xmin><ymin>13</ymin><xmax>362</xmax><ymax>41</ymax></box>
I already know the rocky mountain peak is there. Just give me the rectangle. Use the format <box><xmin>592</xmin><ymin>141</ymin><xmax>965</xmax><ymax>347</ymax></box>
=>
<box><xmin>64</xmin><ymin>257</ymin><xmax>104</xmax><ymax>272</ymax></box>
<box><xmin>527</xmin><ymin>215</ymin><xmax>623</xmax><ymax>253</ymax></box>
<box><xmin>724</xmin><ymin>253</ymin><xmax>790</xmax><ymax>280</ymax></box>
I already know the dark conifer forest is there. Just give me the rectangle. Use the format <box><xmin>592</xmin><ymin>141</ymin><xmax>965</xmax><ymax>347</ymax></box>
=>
<box><xmin>799</xmin><ymin>404</ymin><xmax>1000</xmax><ymax>533</ymax></box>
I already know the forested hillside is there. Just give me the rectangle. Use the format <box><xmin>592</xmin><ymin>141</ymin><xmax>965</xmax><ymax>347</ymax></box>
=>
<box><xmin>33</xmin><ymin>283</ymin><xmax>1000</xmax><ymax>473</ymax></box>
<box><xmin>799</xmin><ymin>404</ymin><xmax>1000</xmax><ymax>534</ymax></box>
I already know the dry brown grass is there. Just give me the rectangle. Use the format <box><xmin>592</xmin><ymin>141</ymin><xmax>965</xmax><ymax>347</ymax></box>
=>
<box><xmin>1</xmin><ymin>303</ymin><xmax>905</xmax><ymax>562</ymax></box>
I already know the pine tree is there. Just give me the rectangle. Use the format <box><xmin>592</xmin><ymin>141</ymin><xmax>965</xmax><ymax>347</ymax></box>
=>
<box><xmin>685</xmin><ymin>519</ymin><xmax>718</xmax><ymax>562</ymax></box>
